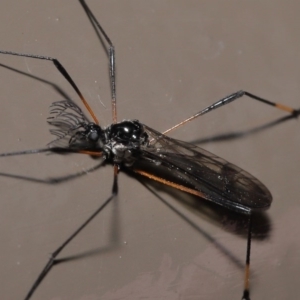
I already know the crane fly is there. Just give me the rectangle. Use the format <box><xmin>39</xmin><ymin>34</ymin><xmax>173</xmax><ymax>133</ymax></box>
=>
<box><xmin>0</xmin><ymin>1</ymin><xmax>299</xmax><ymax>299</ymax></box>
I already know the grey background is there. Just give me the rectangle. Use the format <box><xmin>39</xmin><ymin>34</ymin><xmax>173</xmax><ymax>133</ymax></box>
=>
<box><xmin>0</xmin><ymin>1</ymin><xmax>299</xmax><ymax>299</ymax></box>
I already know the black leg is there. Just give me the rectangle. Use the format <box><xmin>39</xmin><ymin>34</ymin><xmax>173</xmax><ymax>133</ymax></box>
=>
<box><xmin>242</xmin><ymin>214</ymin><xmax>253</xmax><ymax>300</ymax></box>
<box><xmin>79</xmin><ymin>0</ymin><xmax>117</xmax><ymax>123</ymax></box>
<box><xmin>24</xmin><ymin>170</ymin><xmax>118</xmax><ymax>300</ymax></box>
<box><xmin>163</xmin><ymin>90</ymin><xmax>299</xmax><ymax>135</ymax></box>
<box><xmin>0</xmin><ymin>50</ymin><xmax>99</xmax><ymax>124</ymax></box>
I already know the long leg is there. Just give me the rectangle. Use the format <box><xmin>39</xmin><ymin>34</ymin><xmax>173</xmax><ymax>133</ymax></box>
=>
<box><xmin>0</xmin><ymin>148</ymin><xmax>51</xmax><ymax>157</ymax></box>
<box><xmin>0</xmin><ymin>50</ymin><xmax>99</xmax><ymax>124</ymax></box>
<box><xmin>163</xmin><ymin>90</ymin><xmax>299</xmax><ymax>135</ymax></box>
<box><xmin>136</xmin><ymin>170</ymin><xmax>254</xmax><ymax>300</ymax></box>
<box><xmin>79</xmin><ymin>0</ymin><xmax>117</xmax><ymax>123</ymax></box>
<box><xmin>0</xmin><ymin>147</ymin><xmax>103</xmax><ymax>158</ymax></box>
<box><xmin>0</xmin><ymin>148</ymin><xmax>104</xmax><ymax>185</ymax></box>
<box><xmin>23</xmin><ymin>167</ymin><xmax>118</xmax><ymax>300</ymax></box>
<box><xmin>242</xmin><ymin>215</ymin><xmax>253</xmax><ymax>300</ymax></box>
<box><xmin>0</xmin><ymin>2</ymin><xmax>117</xmax><ymax>125</ymax></box>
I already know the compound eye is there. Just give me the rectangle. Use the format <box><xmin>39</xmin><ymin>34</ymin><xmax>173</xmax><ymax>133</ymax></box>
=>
<box><xmin>86</xmin><ymin>123</ymin><xmax>102</xmax><ymax>142</ymax></box>
<box><xmin>88</xmin><ymin>131</ymin><xmax>99</xmax><ymax>141</ymax></box>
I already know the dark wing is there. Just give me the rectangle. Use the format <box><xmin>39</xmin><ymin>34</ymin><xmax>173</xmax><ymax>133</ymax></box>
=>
<box><xmin>47</xmin><ymin>100</ymin><xmax>90</xmax><ymax>148</ymax></box>
<box><xmin>133</xmin><ymin>125</ymin><xmax>272</xmax><ymax>214</ymax></box>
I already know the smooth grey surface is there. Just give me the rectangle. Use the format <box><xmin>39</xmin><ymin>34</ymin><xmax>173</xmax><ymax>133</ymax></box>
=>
<box><xmin>0</xmin><ymin>1</ymin><xmax>300</xmax><ymax>299</ymax></box>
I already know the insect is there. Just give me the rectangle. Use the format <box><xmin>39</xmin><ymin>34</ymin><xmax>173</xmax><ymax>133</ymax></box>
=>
<box><xmin>0</xmin><ymin>1</ymin><xmax>299</xmax><ymax>299</ymax></box>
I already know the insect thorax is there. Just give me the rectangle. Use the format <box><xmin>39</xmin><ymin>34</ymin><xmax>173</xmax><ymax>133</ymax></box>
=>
<box><xmin>103</xmin><ymin>120</ymin><xmax>148</xmax><ymax>166</ymax></box>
